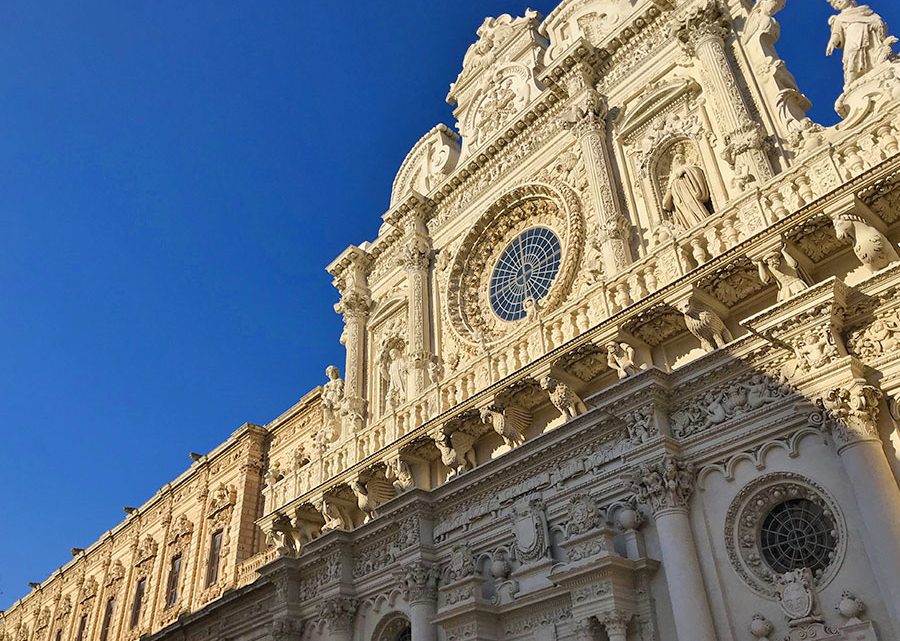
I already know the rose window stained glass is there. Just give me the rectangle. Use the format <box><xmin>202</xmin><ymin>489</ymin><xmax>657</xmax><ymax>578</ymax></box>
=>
<box><xmin>759</xmin><ymin>499</ymin><xmax>837</xmax><ymax>576</ymax></box>
<box><xmin>489</xmin><ymin>227</ymin><xmax>562</xmax><ymax>321</ymax></box>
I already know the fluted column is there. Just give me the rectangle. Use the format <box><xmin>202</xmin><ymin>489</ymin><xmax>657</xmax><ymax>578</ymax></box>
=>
<box><xmin>563</xmin><ymin>81</ymin><xmax>632</xmax><ymax>277</ymax></box>
<box><xmin>398</xmin><ymin>203</ymin><xmax>434</xmax><ymax>398</ymax></box>
<box><xmin>318</xmin><ymin>596</ymin><xmax>357</xmax><ymax>641</ymax></box>
<box><xmin>812</xmin><ymin>381</ymin><xmax>900</xmax><ymax>629</ymax></box>
<box><xmin>674</xmin><ymin>0</ymin><xmax>773</xmax><ymax>183</ymax></box>
<box><xmin>399</xmin><ymin>561</ymin><xmax>439</xmax><ymax>641</ymax></box>
<box><xmin>631</xmin><ymin>455</ymin><xmax>716</xmax><ymax>641</ymax></box>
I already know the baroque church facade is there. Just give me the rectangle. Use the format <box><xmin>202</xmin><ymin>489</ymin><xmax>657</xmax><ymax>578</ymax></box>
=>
<box><xmin>3</xmin><ymin>1</ymin><xmax>900</xmax><ymax>640</ymax></box>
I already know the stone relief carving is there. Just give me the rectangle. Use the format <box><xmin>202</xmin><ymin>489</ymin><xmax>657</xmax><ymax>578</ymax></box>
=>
<box><xmin>390</xmin><ymin>124</ymin><xmax>460</xmax><ymax>206</ymax></box>
<box><xmin>629</xmin><ymin>454</ymin><xmax>695</xmax><ymax>515</ymax></box>
<box><xmin>809</xmin><ymin>384</ymin><xmax>882</xmax><ymax>448</ymax></box>
<box><xmin>671</xmin><ymin>374</ymin><xmax>791</xmax><ymax>438</ymax></box>
<box><xmin>509</xmin><ymin>497</ymin><xmax>550</xmax><ymax>563</ymax></box>
<box><xmin>321</xmin><ymin>365</ymin><xmax>344</xmax><ymax>440</ymax></box>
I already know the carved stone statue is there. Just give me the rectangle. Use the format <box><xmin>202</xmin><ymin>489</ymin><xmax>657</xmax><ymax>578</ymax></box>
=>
<box><xmin>677</xmin><ymin>299</ymin><xmax>733</xmax><ymax>352</ymax></box>
<box><xmin>662</xmin><ymin>149</ymin><xmax>712</xmax><ymax>229</ymax></box>
<box><xmin>480</xmin><ymin>404</ymin><xmax>529</xmax><ymax>449</ymax></box>
<box><xmin>380</xmin><ymin>347</ymin><xmax>408</xmax><ymax>409</ymax></box>
<box><xmin>434</xmin><ymin>430</ymin><xmax>477</xmax><ymax>477</ymax></box>
<box><xmin>832</xmin><ymin>212</ymin><xmax>900</xmax><ymax>273</ymax></box>
<box><xmin>744</xmin><ymin>0</ymin><xmax>785</xmax><ymax>49</ymax></box>
<box><xmin>387</xmin><ymin>457</ymin><xmax>415</xmax><ymax>493</ymax></box>
<box><xmin>755</xmin><ymin>243</ymin><xmax>809</xmax><ymax>302</ymax></box>
<box><xmin>540</xmin><ymin>376</ymin><xmax>587</xmax><ymax>420</ymax></box>
<box><xmin>351</xmin><ymin>476</ymin><xmax>395</xmax><ymax>524</ymax></box>
<box><xmin>605</xmin><ymin>342</ymin><xmax>641</xmax><ymax>379</ymax></box>
<box><xmin>826</xmin><ymin>0</ymin><xmax>897</xmax><ymax>87</ymax></box>
<box><xmin>317</xmin><ymin>498</ymin><xmax>346</xmax><ymax>533</ymax></box>
<box><xmin>321</xmin><ymin>365</ymin><xmax>344</xmax><ymax>437</ymax></box>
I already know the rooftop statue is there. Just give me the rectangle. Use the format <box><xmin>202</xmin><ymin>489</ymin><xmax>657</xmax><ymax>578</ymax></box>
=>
<box><xmin>826</xmin><ymin>0</ymin><xmax>897</xmax><ymax>87</ymax></box>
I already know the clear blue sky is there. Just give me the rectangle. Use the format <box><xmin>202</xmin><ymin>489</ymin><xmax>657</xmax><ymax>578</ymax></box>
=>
<box><xmin>1</xmin><ymin>0</ymin><xmax>897</xmax><ymax>611</ymax></box>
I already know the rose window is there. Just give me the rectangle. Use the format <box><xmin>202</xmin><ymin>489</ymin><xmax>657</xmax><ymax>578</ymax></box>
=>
<box><xmin>489</xmin><ymin>227</ymin><xmax>562</xmax><ymax>321</ymax></box>
<box><xmin>759</xmin><ymin>499</ymin><xmax>837</xmax><ymax>576</ymax></box>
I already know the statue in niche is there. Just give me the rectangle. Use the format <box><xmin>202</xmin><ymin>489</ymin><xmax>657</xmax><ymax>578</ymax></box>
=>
<box><xmin>754</xmin><ymin>243</ymin><xmax>810</xmax><ymax>302</ymax></box>
<box><xmin>662</xmin><ymin>147</ymin><xmax>712</xmax><ymax>230</ymax></box>
<box><xmin>826</xmin><ymin>0</ymin><xmax>897</xmax><ymax>87</ymax></box>
<box><xmin>321</xmin><ymin>366</ymin><xmax>344</xmax><ymax>438</ymax></box>
<box><xmin>380</xmin><ymin>346</ymin><xmax>408</xmax><ymax>410</ymax></box>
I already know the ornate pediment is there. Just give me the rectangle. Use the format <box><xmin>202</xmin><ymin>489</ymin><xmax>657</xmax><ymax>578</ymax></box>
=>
<box><xmin>390</xmin><ymin>124</ymin><xmax>460</xmax><ymax>206</ymax></box>
<box><xmin>541</xmin><ymin>0</ymin><xmax>637</xmax><ymax>62</ymax></box>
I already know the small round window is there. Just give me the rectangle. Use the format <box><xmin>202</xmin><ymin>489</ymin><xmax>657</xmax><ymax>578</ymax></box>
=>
<box><xmin>489</xmin><ymin>227</ymin><xmax>562</xmax><ymax>321</ymax></box>
<box><xmin>759</xmin><ymin>498</ymin><xmax>837</xmax><ymax>576</ymax></box>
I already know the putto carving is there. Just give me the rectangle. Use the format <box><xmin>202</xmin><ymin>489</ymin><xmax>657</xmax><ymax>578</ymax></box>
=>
<box><xmin>826</xmin><ymin>0</ymin><xmax>897</xmax><ymax>88</ymax></box>
<box><xmin>480</xmin><ymin>404</ymin><xmax>530</xmax><ymax>449</ymax></box>
<box><xmin>396</xmin><ymin>561</ymin><xmax>439</xmax><ymax>604</ymax></box>
<box><xmin>677</xmin><ymin>298</ymin><xmax>733</xmax><ymax>352</ymax></box>
<box><xmin>810</xmin><ymin>385</ymin><xmax>882</xmax><ymax>448</ymax></box>
<box><xmin>623</xmin><ymin>406</ymin><xmax>656</xmax><ymax>444</ymax></box>
<box><xmin>540</xmin><ymin>376</ymin><xmax>587</xmax><ymax>420</ymax></box>
<box><xmin>672</xmin><ymin>374</ymin><xmax>790</xmax><ymax>437</ymax></box>
<box><xmin>630</xmin><ymin>454</ymin><xmax>695</xmax><ymax>514</ymax></box>
<box><xmin>351</xmin><ymin>474</ymin><xmax>395</xmax><ymax>523</ymax></box>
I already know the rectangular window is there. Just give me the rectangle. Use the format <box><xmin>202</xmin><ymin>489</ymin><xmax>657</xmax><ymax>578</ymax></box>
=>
<box><xmin>130</xmin><ymin>577</ymin><xmax>146</xmax><ymax>629</ymax></box>
<box><xmin>75</xmin><ymin>615</ymin><xmax>88</xmax><ymax>641</ymax></box>
<box><xmin>205</xmin><ymin>530</ymin><xmax>223</xmax><ymax>587</ymax></box>
<box><xmin>165</xmin><ymin>555</ymin><xmax>182</xmax><ymax>607</ymax></box>
<box><xmin>99</xmin><ymin>597</ymin><xmax>115</xmax><ymax>641</ymax></box>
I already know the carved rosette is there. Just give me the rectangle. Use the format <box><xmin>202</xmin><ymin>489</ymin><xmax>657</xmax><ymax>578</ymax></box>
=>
<box><xmin>318</xmin><ymin>596</ymin><xmax>358</xmax><ymax>633</ymax></box>
<box><xmin>396</xmin><ymin>561</ymin><xmax>439</xmax><ymax>604</ymax></box>
<box><xmin>630</xmin><ymin>454</ymin><xmax>695</xmax><ymax>514</ymax></box>
<box><xmin>809</xmin><ymin>385</ymin><xmax>882</xmax><ymax>450</ymax></box>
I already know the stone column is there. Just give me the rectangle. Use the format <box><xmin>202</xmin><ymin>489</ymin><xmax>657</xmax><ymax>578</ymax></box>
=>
<box><xmin>600</xmin><ymin>612</ymin><xmax>631</xmax><ymax>641</ymax></box>
<box><xmin>631</xmin><ymin>454</ymin><xmax>717</xmax><ymax>641</ymax></box>
<box><xmin>399</xmin><ymin>203</ymin><xmax>434</xmax><ymax>397</ymax></box>
<box><xmin>331</xmin><ymin>249</ymin><xmax>372</xmax><ymax>432</ymax></box>
<box><xmin>399</xmin><ymin>561</ymin><xmax>439</xmax><ymax>641</ymax></box>
<box><xmin>673</xmin><ymin>0</ymin><xmax>773</xmax><ymax>183</ymax></box>
<box><xmin>563</xmin><ymin>78</ymin><xmax>632</xmax><ymax>277</ymax></box>
<box><xmin>812</xmin><ymin>382</ymin><xmax>900</xmax><ymax>629</ymax></box>
<box><xmin>318</xmin><ymin>596</ymin><xmax>358</xmax><ymax>641</ymax></box>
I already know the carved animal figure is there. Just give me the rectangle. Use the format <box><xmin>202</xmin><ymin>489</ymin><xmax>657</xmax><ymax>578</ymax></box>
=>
<box><xmin>832</xmin><ymin>213</ymin><xmax>900</xmax><ymax>273</ymax></box>
<box><xmin>351</xmin><ymin>477</ymin><xmax>396</xmax><ymax>524</ymax></box>
<box><xmin>316</xmin><ymin>498</ymin><xmax>347</xmax><ymax>533</ymax></box>
<box><xmin>677</xmin><ymin>299</ymin><xmax>733</xmax><ymax>352</ymax></box>
<box><xmin>540</xmin><ymin>376</ymin><xmax>587</xmax><ymax>420</ymax></box>
<box><xmin>434</xmin><ymin>431</ymin><xmax>477</xmax><ymax>477</ymax></box>
<box><xmin>268</xmin><ymin>513</ymin><xmax>303</xmax><ymax>558</ymax></box>
<box><xmin>480</xmin><ymin>404</ymin><xmax>530</xmax><ymax>449</ymax></box>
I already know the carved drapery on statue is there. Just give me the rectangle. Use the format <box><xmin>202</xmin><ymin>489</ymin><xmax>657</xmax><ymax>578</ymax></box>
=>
<box><xmin>827</xmin><ymin>0</ymin><xmax>897</xmax><ymax>88</ymax></box>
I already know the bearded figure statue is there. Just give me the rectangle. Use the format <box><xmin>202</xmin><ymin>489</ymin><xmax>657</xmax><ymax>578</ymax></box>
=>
<box><xmin>827</xmin><ymin>0</ymin><xmax>897</xmax><ymax>88</ymax></box>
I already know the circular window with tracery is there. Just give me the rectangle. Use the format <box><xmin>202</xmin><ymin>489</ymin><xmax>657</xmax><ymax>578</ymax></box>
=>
<box><xmin>489</xmin><ymin>227</ymin><xmax>562</xmax><ymax>321</ymax></box>
<box><xmin>724</xmin><ymin>473</ymin><xmax>845</xmax><ymax>598</ymax></box>
<box><xmin>760</xmin><ymin>498</ymin><xmax>837</xmax><ymax>575</ymax></box>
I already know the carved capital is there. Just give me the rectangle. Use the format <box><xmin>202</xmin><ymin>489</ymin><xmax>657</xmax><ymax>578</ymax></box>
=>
<box><xmin>630</xmin><ymin>454</ymin><xmax>696</xmax><ymax>514</ymax></box>
<box><xmin>335</xmin><ymin>291</ymin><xmax>370</xmax><ymax>320</ymax></box>
<box><xmin>601</xmin><ymin>611</ymin><xmax>632</xmax><ymax>637</ymax></box>
<box><xmin>672</xmin><ymin>0</ymin><xmax>731</xmax><ymax>55</ymax></box>
<box><xmin>396</xmin><ymin>561</ymin><xmax>439</xmax><ymax>604</ymax></box>
<box><xmin>270</xmin><ymin>616</ymin><xmax>303</xmax><ymax>641</ymax></box>
<box><xmin>563</xmin><ymin>89</ymin><xmax>609</xmax><ymax>139</ymax></box>
<box><xmin>810</xmin><ymin>385</ymin><xmax>882</xmax><ymax>450</ymax></box>
<box><xmin>318</xmin><ymin>596</ymin><xmax>358</xmax><ymax>632</ymax></box>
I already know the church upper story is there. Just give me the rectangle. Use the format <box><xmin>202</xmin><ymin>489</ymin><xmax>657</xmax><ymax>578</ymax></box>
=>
<box><xmin>3</xmin><ymin>1</ymin><xmax>899</xmax><ymax>639</ymax></box>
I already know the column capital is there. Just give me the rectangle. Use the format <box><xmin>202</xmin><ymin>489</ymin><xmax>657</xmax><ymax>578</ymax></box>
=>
<box><xmin>563</xmin><ymin>89</ymin><xmax>609</xmax><ymax>139</ymax></box>
<box><xmin>397</xmin><ymin>236</ymin><xmax>433</xmax><ymax>271</ymax></box>
<box><xmin>396</xmin><ymin>560</ymin><xmax>439</xmax><ymax>605</ymax></box>
<box><xmin>672</xmin><ymin>0</ymin><xmax>731</xmax><ymax>55</ymax></box>
<box><xmin>810</xmin><ymin>384</ymin><xmax>882</xmax><ymax>451</ymax></box>
<box><xmin>629</xmin><ymin>454</ymin><xmax>696</xmax><ymax>515</ymax></box>
<box><xmin>318</xmin><ymin>595</ymin><xmax>358</xmax><ymax>633</ymax></box>
<box><xmin>600</xmin><ymin>611</ymin><xmax>632</xmax><ymax>639</ymax></box>
<box><xmin>335</xmin><ymin>291</ymin><xmax>371</xmax><ymax>320</ymax></box>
